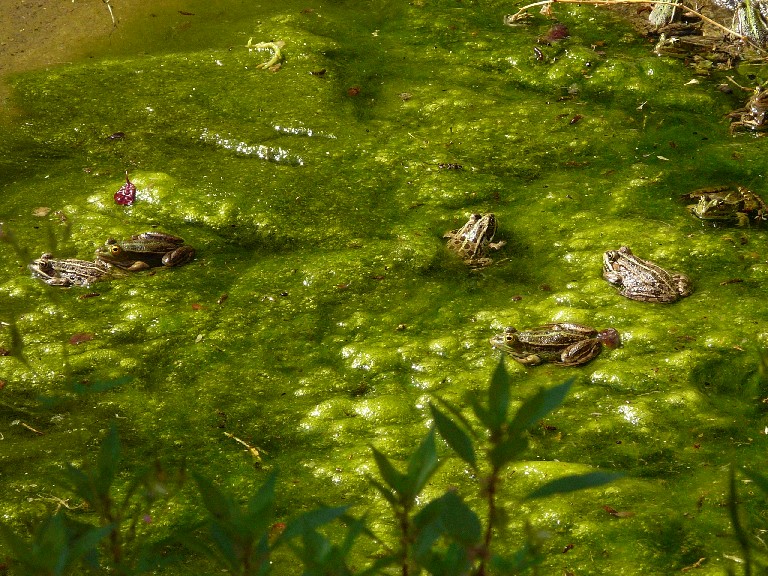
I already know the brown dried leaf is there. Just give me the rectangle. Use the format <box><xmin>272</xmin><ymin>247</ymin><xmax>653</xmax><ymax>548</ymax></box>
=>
<box><xmin>69</xmin><ymin>333</ymin><xmax>94</xmax><ymax>345</ymax></box>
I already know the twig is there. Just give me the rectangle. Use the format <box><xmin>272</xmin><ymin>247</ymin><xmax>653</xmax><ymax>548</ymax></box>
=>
<box><xmin>21</xmin><ymin>422</ymin><xmax>44</xmax><ymax>435</ymax></box>
<box><xmin>224</xmin><ymin>431</ymin><xmax>264</xmax><ymax>462</ymax></box>
<box><xmin>102</xmin><ymin>0</ymin><xmax>117</xmax><ymax>28</ymax></box>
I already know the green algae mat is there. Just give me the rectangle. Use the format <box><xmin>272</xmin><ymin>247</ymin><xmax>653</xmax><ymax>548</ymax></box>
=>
<box><xmin>1</xmin><ymin>0</ymin><xmax>768</xmax><ymax>573</ymax></box>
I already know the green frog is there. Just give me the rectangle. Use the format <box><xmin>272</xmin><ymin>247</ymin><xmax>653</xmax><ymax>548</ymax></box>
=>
<box><xmin>490</xmin><ymin>322</ymin><xmax>620</xmax><ymax>367</ymax></box>
<box><xmin>683</xmin><ymin>186</ymin><xmax>767</xmax><ymax>226</ymax></box>
<box><xmin>29</xmin><ymin>253</ymin><xmax>113</xmax><ymax>287</ymax></box>
<box><xmin>602</xmin><ymin>246</ymin><xmax>693</xmax><ymax>303</ymax></box>
<box><xmin>96</xmin><ymin>232</ymin><xmax>195</xmax><ymax>271</ymax></box>
<box><xmin>443</xmin><ymin>213</ymin><xmax>506</xmax><ymax>268</ymax></box>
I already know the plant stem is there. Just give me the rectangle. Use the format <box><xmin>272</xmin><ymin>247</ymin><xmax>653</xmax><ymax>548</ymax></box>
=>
<box><xmin>399</xmin><ymin>503</ymin><xmax>412</xmax><ymax>576</ymax></box>
<box><xmin>477</xmin><ymin>467</ymin><xmax>500</xmax><ymax>576</ymax></box>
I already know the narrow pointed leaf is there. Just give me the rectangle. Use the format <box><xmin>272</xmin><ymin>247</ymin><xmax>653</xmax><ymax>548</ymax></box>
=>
<box><xmin>432</xmin><ymin>395</ymin><xmax>479</xmax><ymax>440</ymax></box>
<box><xmin>437</xmin><ymin>491</ymin><xmax>482</xmax><ymax>545</ymax></box>
<box><xmin>193</xmin><ymin>472</ymin><xmax>236</xmax><ymax>524</ymax></box>
<box><xmin>371</xmin><ymin>446</ymin><xmax>407</xmax><ymax>496</ymax></box>
<box><xmin>404</xmin><ymin>429</ymin><xmax>439</xmax><ymax>500</ymax></box>
<box><xmin>470</xmin><ymin>396</ymin><xmax>493</xmax><ymax>429</ymax></box>
<box><xmin>369</xmin><ymin>478</ymin><xmax>398</xmax><ymax>506</ymax></box>
<box><xmin>525</xmin><ymin>471</ymin><xmax>621</xmax><ymax>500</ymax></box>
<box><xmin>430</xmin><ymin>403</ymin><xmax>476</xmax><ymax>469</ymax></box>
<box><xmin>489</xmin><ymin>434</ymin><xmax>528</xmax><ymax>469</ymax></box>
<box><xmin>487</xmin><ymin>357</ymin><xmax>511</xmax><ymax>430</ymax></box>
<box><xmin>508</xmin><ymin>379</ymin><xmax>573</xmax><ymax>434</ymax></box>
<box><xmin>95</xmin><ymin>424</ymin><xmax>121</xmax><ymax>495</ymax></box>
<box><xmin>278</xmin><ymin>505</ymin><xmax>349</xmax><ymax>543</ymax></box>
<box><xmin>246</xmin><ymin>470</ymin><xmax>277</xmax><ymax>519</ymax></box>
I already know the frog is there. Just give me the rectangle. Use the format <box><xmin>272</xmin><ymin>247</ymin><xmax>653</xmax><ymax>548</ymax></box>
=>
<box><xmin>95</xmin><ymin>232</ymin><xmax>195</xmax><ymax>271</ymax></box>
<box><xmin>29</xmin><ymin>253</ymin><xmax>114</xmax><ymax>287</ymax></box>
<box><xmin>728</xmin><ymin>86</ymin><xmax>768</xmax><ymax>134</ymax></box>
<box><xmin>682</xmin><ymin>185</ymin><xmax>767</xmax><ymax>226</ymax></box>
<box><xmin>602</xmin><ymin>246</ymin><xmax>693</xmax><ymax>303</ymax></box>
<box><xmin>443</xmin><ymin>213</ymin><xmax>506</xmax><ymax>268</ymax></box>
<box><xmin>490</xmin><ymin>322</ymin><xmax>620</xmax><ymax>367</ymax></box>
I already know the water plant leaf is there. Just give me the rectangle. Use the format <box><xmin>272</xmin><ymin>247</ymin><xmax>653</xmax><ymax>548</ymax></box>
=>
<box><xmin>524</xmin><ymin>471</ymin><xmax>622</xmax><ymax>500</ymax></box>
<box><xmin>508</xmin><ymin>379</ymin><xmax>573</xmax><ymax>435</ymax></box>
<box><xmin>404</xmin><ymin>429</ymin><xmax>439</xmax><ymax>500</ymax></box>
<box><xmin>371</xmin><ymin>446</ymin><xmax>408</xmax><ymax>497</ymax></box>
<box><xmin>277</xmin><ymin>505</ymin><xmax>349</xmax><ymax>544</ymax></box>
<box><xmin>429</xmin><ymin>403</ymin><xmax>476</xmax><ymax>469</ymax></box>
<box><xmin>94</xmin><ymin>424</ymin><xmax>121</xmax><ymax>497</ymax></box>
<box><xmin>193</xmin><ymin>472</ymin><xmax>238</xmax><ymax>526</ymax></box>
<box><xmin>246</xmin><ymin>470</ymin><xmax>277</xmax><ymax>522</ymax></box>
<box><xmin>436</xmin><ymin>491</ymin><xmax>482</xmax><ymax>546</ymax></box>
<box><xmin>489</xmin><ymin>434</ymin><xmax>529</xmax><ymax>469</ymax></box>
<box><xmin>368</xmin><ymin>478</ymin><xmax>398</xmax><ymax>506</ymax></box>
<box><xmin>469</xmin><ymin>395</ymin><xmax>493</xmax><ymax>430</ymax></box>
<box><xmin>487</xmin><ymin>357</ymin><xmax>511</xmax><ymax>430</ymax></box>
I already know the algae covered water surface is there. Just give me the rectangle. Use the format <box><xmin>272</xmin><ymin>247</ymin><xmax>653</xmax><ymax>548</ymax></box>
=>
<box><xmin>1</xmin><ymin>0</ymin><xmax>768</xmax><ymax>573</ymax></box>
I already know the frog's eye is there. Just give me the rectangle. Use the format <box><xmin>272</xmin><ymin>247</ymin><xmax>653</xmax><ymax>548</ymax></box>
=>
<box><xmin>110</xmin><ymin>245</ymin><xmax>122</xmax><ymax>255</ymax></box>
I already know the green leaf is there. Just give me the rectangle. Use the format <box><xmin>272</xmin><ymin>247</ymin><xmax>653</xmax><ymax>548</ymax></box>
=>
<box><xmin>430</xmin><ymin>403</ymin><xmax>476</xmax><ymax>470</ymax></box>
<box><xmin>37</xmin><ymin>513</ymin><xmax>69</xmax><ymax>575</ymax></box>
<box><xmin>193</xmin><ymin>472</ymin><xmax>237</xmax><ymax>525</ymax></box>
<box><xmin>368</xmin><ymin>478</ymin><xmax>398</xmax><ymax>506</ymax></box>
<box><xmin>277</xmin><ymin>505</ymin><xmax>349</xmax><ymax>544</ymax></box>
<box><xmin>525</xmin><ymin>471</ymin><xmax>622</xmax><ymax>500</ymax></box>
<box><xmin>469</xmin><ymin>396</ymin><xmax>493</xmax><ymax>430</ymax></box>
<box><xmin>489</xmin><ymin>434</ymin><xmax>528</xmax><ymax>469</ymax></box>
<box><xmin>94</xmin><ymin>424</ymin><xmax>121</xmax><ymax>496</ymax></box>
<box><xmin>247</xmin><ymin>470</ymin><xmax>277</xmax><ymax>516</ymax></box>
<box><xmin>371</xmin><ymin>446</ymin><xmax>408</xmax><ymax>497</ymax></box>
<box><xmin>508</xmin><ymin>379</ymin><xmax>573</xmax><ymax>435</ymax></box>
<box><xmin>437</xmin><ymin>491</ymin><xmax>481</xmax><ymax>546</ymax></box>
<box><xmin>487</xmin><ymin>357</ymin><xmax>511</xmax><ymax>430</ymax></box>
<box><xmin>404</xmin><ymin>429</ymin><xmax>439</xmax><ymax>500</ymax></box>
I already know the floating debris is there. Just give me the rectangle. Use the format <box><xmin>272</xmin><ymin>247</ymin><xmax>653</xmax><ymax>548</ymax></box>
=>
<box><xmin>114</xmin><ymin>172</ymin><xmax>136</xmax><ymax>205</ymax></box>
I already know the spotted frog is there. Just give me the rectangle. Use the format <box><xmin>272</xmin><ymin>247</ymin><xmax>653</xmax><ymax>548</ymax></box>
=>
<box><xmin>443</xmin><ymin>213</ymin><xmax>506</xmax><ymax>268</ymax></box>
<box><xmin>96</xmin><ymin>232</ymin><xmax>195</xmax><ymax>271</ymax></box>
<box><xmin>29</xmin><ymin>254</ymin><xmax>114</xmax><ymax>287</ymax></box>
<box><xmin>683</xmin><ymin>186</ymin><xmax>767</xmax><ymax>226</ymax></box>
<box><xmin>490</xmin><ymin>322</ymin><xmax>620</xmax><ymax>367</ymax></box>
<box><xmin>603</xmin><ymin>246</ymin><xmax>692</xmax><ymax>303</ymax></box>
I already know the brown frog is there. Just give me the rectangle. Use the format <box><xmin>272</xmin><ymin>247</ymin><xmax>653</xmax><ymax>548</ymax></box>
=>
<box><xmin>602</xmin><ymin>246</ymin><xmax>692</xmax><ymax>303</ymax></box>
<box><xmin>490</xmin><ymin>322</ymin><xmax>620</xmax><ymax>367</ymax></box>
<box><xmin>443</xmin><ymin>213</ymin><xmax>506</xmax><ymax>268</ymax></box>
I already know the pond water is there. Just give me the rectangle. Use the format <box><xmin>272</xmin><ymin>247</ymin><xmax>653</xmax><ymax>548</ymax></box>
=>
<box><xmin>1</xmin><ymin>0</ymin><xmax>768</xmax><ymax>573</ymax></box>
